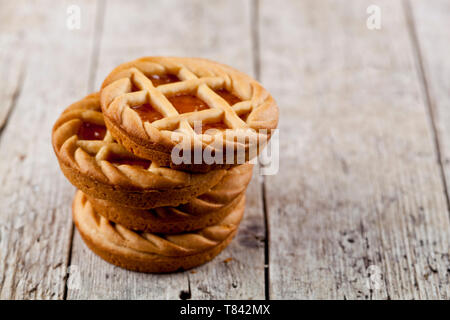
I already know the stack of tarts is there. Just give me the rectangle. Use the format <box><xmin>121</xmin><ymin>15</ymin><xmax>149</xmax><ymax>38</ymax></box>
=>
<box><xmin>52</xmin><ymin>57</ymin><xmax>278</xmax><ymax>273</ymax></box>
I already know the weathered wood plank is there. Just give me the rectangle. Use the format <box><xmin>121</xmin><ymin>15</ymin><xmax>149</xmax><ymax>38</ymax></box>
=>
<box><xmin>0</xmin><ymin>0</ymin><xmax>97</xmax><ymax>299</ymax></box>
<box><xmin>0</xmin><ymin>1</ymin><xmax>26</xmax><ymax>131</ymax></box>
<box><xmin>67</xmin><ymin>0</ymin><xmax>265</xmax><ymax>300</ymax></box>
<box><xmin>188</xmin><ymin>168</ymin><xmax>265</xmax><ymax>299</ymax></box>
<box><xmin>260</xmin><ymin>0</ymin><xmax>450</xmax><ymax>299</ymax></box>
<box><xmin>408</xmin><ymin>0</ymin><xmax>450</xmax><ymax>219</ymax></box>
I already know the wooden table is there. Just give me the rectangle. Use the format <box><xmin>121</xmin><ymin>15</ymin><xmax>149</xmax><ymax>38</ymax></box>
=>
<box><xmin>0</xmin><ymin>0</ymin><xmax>449</xmax><ymax>300</ymax></box>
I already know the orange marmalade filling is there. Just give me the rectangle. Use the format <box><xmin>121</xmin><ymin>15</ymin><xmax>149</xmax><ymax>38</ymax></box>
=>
<box><xmin>130</xmin><ymin>87</ymin><xmax>242</xmax><ymax>132</ymax></box>
<box><xmin>149</xmin><ymin>74</ymin><xmax>179</xmax><ymax>86</ymax></box>
<box><xmin>216</xmin><ymin>89</ymin><xmax>248</xmax><ymax>121</ymax></box>
<box><xmin>130</xmin><ymin>74</ymin><xmax>179</xmax><ymax>92</ymax></box>
<box><xmin>131</xmin><ymin>104</ymin><xmax>164</xmax><ymax>123</ymax></box>
<box><xmin>167</xmin><ymin>89</ymin><xmax>240</xmax><ymax>115</ymax></box>
<box><xmin>215</xmin><ymin>89</ymin><xmax>241</xmax><ymax>105</ymax></box>
<box><xmin>77</xmin><ymin>122</ymin><xmax>106</xmax><ymax>140</ymax></box>
<box><xmin>168</xmin><ymin>94</ymin><xmax>210</xmax><ymax>114</ymax></box>
<box><xmin>199</xmin><ymin>89</ymin><xmax>241</xmax><ymax>133</ymax></box>
<box><xmin>112</xmin><ymin>159</ymin><xmax>151</xmax><ymax>168</ymax></box>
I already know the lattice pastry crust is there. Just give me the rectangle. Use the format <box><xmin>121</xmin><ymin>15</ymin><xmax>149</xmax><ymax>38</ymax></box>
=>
<box><xmin>73</xmin><ymin>191</ymin><xmax>244</xmax><ymax>273</ymax></box>
<box><xmin>52</xmin><ymin>93</ymin><xmax>227</xmax><ymax>209</ymax></box>
<box><xmin>87</xmin><ymin>163</ymin><xmax>253</xmax><ymax>233</ymax></box>
<box><xmin>100</xmin><ymin>57</ymin><xmax>278</xmax><ymax>172</ymax></box>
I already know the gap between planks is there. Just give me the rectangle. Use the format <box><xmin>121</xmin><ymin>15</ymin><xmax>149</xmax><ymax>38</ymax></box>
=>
<box><xmin>63</xmin><ymin>0</ymin><xmax>106</xmax><ymax>300</ymax></box>
<box><xmin>0</xmin><ymin>66</ymin><xmax>25</xmax><ymax>140</ymax></box>
<box><xmin>0</xmin><ymin>53</ymin><xmax>26</xmax><ymax>139</ymax></box>
<box><xmin>260</xmin><ymin>0</ymin><xmax>450</xmax><ymax>299</ymax></box>
<box><xmin>403</xmin><ymin>0</ymin><xmax>450</xmax><ymax>217</ymax></box>
<box><xmin>250</xmin><ymin>0</ymin><xmax>271</xmax><ymax>300</ymax></box>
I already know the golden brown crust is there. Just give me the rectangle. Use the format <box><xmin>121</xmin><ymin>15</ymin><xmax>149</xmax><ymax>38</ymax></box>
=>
<box><xmin>59</xmin><ymin>160</ymin><xmax>223</xmax><ymax>208</ymax></box>
<box><xmin>73</xmin><ymin>191</ymin><xmax>244</xmax><ymax>273</ymax></box>
<box><xmin>100</xmin><ymin>57</ymin><xmax>279</xmax><ymax>172</ymax></box>
<box><xmin>104</xmin><ymin>115</ymin><xmax>236</xmax><ymax>172</ymax></box>
<box><xmin>78</xmin><ymin>226</ymin><xmax>237</xmax><ymax>273</ymax></box>
<box><xmin>86</xmin><ymin>163</ymin><xmax>253</xmax><ymax>233</ymax></box>
<box><xmin>52</xmin><ymin>92</ymin><xmax>228</xmax><ymax>208</ymax></box>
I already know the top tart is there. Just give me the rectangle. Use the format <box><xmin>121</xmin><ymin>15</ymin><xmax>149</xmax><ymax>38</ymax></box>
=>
<box><xmin>52</xmin><ymin>92</ymin><xmax>228</xmax><ymax>209</ymax></box>
<box><xmin>100</xmin><ymin>57</ymin><xmax>279</xmax><ymax>172</ymax></box>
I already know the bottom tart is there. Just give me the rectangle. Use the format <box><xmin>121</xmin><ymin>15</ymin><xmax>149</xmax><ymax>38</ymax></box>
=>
<box><xmin>86</xmin><ymin>163</ymin><xmax>252</xmax><ymax>234</ymax></box>
<box><xmin>73</xmin><ymin>191</ymin><xmax>244</xmax><ymax>273</ymax></box>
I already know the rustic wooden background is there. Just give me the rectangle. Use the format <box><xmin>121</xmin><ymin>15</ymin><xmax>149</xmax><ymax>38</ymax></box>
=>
<box><xmin>0</xmin><ymin>0</ymin><xmax>449</xmax><ymax>300</ymax></box>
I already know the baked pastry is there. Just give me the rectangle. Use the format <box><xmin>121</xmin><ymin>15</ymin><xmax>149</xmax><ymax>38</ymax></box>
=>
<box><xmin>52</xmin><ymin>93</ymin><xmax>227</xmax><ymax>209</ymax></box>
<box><xmin>87</xmin><ymin>163</ymin><xmax>253</xmax><ymax>233</ymax></box>
<box><xmin>100</xmin><ymin>57</ymin><xmax>278</xmax><ymax>172</ymax></box>
<box><xmin>73</xmin><ymin>191</ymin><xmax>244</xmax><ymax>273</ymax></box>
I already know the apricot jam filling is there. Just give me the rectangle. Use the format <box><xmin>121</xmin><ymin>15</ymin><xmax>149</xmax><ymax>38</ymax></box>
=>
<box><xmin>111</xmin><ymin>158</ymin><xmax>151</xmax><ymax>169</ymax></box>
<box><xmin>130</xmin><ymin>74</ymin><xmax>179</xmax><ymax>92</ymax></box>
<box><xmin>77</xmin><ymin>122</ymin><xmax>106</xmax><ymax>140</ymax></box>
<box><xmin>149</xmin><ymin>74</ymin><xmax>180</xmax><ymax>87</ymax></box>
<box><xmin>130</xmin><ymin>87</ymin><xmax>241</xmax><ymax>130</ymax></box>
<box><xmin>168</xmin><ymin>94</ymin><xmax>210</xmax><ymax>114</ymax></box>
<box><xmin>195</xmin><ymin>90</ymin><xmax>240</xmax><ymax>133</ymax></box>
<box><xmin>239</xmin><ymin>112</ymin><xmax>250</xmax><ymax>122</ymax></box>
<box><xmin>131</xmin><ymin>104</ymin><xmax>164</xmax><ymax>123</ymax></box>
<box><xmin>214</xmin><ymin>89</ymin><xmax>241</xmax><ymax>106</ymax></box>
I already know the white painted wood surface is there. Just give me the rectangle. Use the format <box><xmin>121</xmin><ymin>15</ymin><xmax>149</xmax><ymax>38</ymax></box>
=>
<box><xmin>0</xmin><ymin>0</ymin><xmax>449</xmax><ymax>300</ymax></box>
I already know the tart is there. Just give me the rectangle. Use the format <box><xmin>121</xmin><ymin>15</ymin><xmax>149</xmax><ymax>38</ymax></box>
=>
<box><xmin>73</xmin><ymin>191</ymin><xmax>244</xmax><ymax>273</ymax></box>
<box><xmin>52</xmin><ymin>93</ymin><xmax>227</xmax><ymax>209</ymax></box>
<box><xmin>87</xmin><ymin>163</ymin><xmax>253</xmax><ymax>233</ymax></box>
<box><xmin>100</xmin><ymin>57</ymin><xmax>278</xmax><ymax>172</ymax></box>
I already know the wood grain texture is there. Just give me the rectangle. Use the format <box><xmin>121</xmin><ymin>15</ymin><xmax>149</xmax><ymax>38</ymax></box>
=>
<box><xmin>1</xmin><ymin>0</ymin><xmax>449</xmax><ymax>300</ymax></box>
<box><xmin>66</xmin><ymin>0</ymin><xmax>265</xmax><ymax>300</ymax></box>
<box><xmin>0</xmin><ymin>0</ymin><xmax>25</xmax><ymax>131</ymax></box>
<box><xmin>0</xmin><ymin>0</ymin><xmax>97</xmax><ymax>299</ymax></box>
<box><xmin>187</xmin><ymin>167</ymin><xmax>265</xmax><ymax>299</ymax></box>
<box><xmin>408</xmin><ymin>0</ymin><xmax>450</xmax><ymax>217</ymax></box>
<box><xmin>260</xmin><ymin>0</ymin><xmax>450</xmax><ymax>299</ymax></box>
